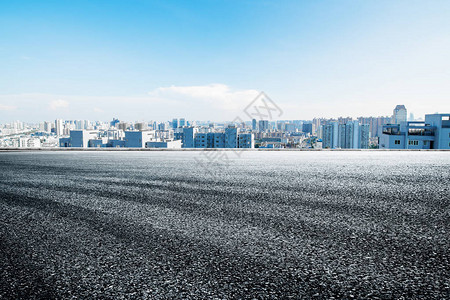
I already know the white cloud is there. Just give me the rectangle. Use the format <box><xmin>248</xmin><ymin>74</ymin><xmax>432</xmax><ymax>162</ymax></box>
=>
<box><xmin>49</xmin><ymin>99</ymin><xmax>69</xmax><ymax>110</ymax></box>
<box><xmin>0</xmin><ymin>104</ymin><xmax>17</xmax><ymax>111</ymax></box>
<box><xmin>149</xmin><ymin>83</ymin><xmax>259</xmax><ymax>111</ymax></box>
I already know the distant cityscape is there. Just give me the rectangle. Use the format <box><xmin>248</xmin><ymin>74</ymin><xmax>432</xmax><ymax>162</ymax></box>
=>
<box><xmin>1</xmin><ymin>105</ymin><xmax>449</xmax><ymax>150</ymax></box>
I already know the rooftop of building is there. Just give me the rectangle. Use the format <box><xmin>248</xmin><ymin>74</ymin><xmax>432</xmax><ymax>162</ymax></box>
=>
<box><xmin>425</xmin><ymin>113</ymin><xmax>450</xmax><ymax>117</ymax></box>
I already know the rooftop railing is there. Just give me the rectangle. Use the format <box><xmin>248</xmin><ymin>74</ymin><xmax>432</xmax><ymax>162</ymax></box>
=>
<box><xmin>407</xmin><ymin>129</ymin><xmax>435</xmax><ymax>136</ymax></box>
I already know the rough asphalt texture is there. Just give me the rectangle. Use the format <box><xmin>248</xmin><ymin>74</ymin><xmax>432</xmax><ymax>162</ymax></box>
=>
<box><xmin>0</xmin><ymin>151</ymin><xmax>449</xmax><ymax>299</ymax></box>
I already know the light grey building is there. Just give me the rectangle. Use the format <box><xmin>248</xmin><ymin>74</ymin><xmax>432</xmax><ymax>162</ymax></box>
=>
<box><xmin>55</xmin><ymin>119</ymin><xmax>64</xmax><ymax>136</ymax></box>
<box><xmin>59</xmin><ymin>130</ymin><xmax>98</xmax><ymax>148</ymax></box>
<box><xmin>134</xmin><ymin>122</ymin><xmax>147</xmax><ymax>131</ymax></box>
<box><xmin>393</xmin><ymin>105</ymin><xmax>407</xmax><ymax>124</ymax></box>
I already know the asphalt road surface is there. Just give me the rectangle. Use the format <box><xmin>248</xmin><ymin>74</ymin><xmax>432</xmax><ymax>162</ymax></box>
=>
<box><xmin>1</xmin><ymin>151</ymin><xmax>449</xmax><ymax>299</ymax></box>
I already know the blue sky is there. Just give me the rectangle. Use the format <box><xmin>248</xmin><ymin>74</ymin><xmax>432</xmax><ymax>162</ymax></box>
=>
<box><xmin>0</xmin><ymin>0</ymin><xmax>449</xmax><ymax>122</ymax></box>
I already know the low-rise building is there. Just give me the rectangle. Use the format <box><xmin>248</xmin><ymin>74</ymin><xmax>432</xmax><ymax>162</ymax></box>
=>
<box><xmin>194</xmin><ymin>133</ymin><xmax>208</xmax><ymax>148</ymax></box>
<box><xmin>379</xmin><ymin>114</ymin><xmax>450</xmax><ymax>149</ymax></box>
<box><xmin>238</xmin><ymin>133</ymin><xmax>254</xmax><ymax>148</ymax></box>
<box><xmin>59</xmin><ymin>130</ymin><xmax>98</xmax><ymax>148</ymax></box>
<box><xmin>124</xmin><ymin>130</ymin><xmax>155</xmax><ymax>148</ymax></box>
<box><xmin>210</xmin><ymin>132</ymin><xmax>225</xmax><ymax>148</ymax></box>
<box><xmin>425</xmin><ymin>114</ymin><xmax>450</xmax><ymax>149</ymax></box>
<box><xmin>146</xmin><ymin>140</ymin><xmax>182</xmax><ymax>149</ymax></box>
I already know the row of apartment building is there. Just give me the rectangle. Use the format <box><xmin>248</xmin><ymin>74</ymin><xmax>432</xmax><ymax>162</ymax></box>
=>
<box><xmin>59</xmin><ymin>126</ymin><xmax>254</xmax><ymax>149</ymax></box>
<box><xmin>181</xmin><ymin>127</ymin><xmax>254</xmax><ymax>148</ymax></box>
<box><xmin>321</xmin><ymin>121</ymin><xmax>370</xmax><ymax>149</ymax></box>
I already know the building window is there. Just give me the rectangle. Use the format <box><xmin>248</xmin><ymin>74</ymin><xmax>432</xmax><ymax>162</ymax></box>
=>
<box><xmin>394</xmin><ymin>140</ymin><xmax>400</xmax><ymax>145</ymax></box>
<box><xmin>408</xmin><ymin>140</ymin><xmax>419</xmax><ymax>146</ymax></box>
<box><xmin>424</xmin><ymin>141</ymin><xmax>427</xmax><ymax>146</ymax></box>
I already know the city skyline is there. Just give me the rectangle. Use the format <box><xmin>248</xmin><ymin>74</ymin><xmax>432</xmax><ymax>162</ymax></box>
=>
<box><xmin>1</xmin><ymin>1</ymin><xmax>450</xmax><ymax>122</ymax></box>
<box><xmin>0</xmin><ymin>102</ymin><xmax>434</xmax><ymax>125</ymax></box>
<box><xmin>0</xmin><ymin>102</ymin><xmax>432</xmax><ymax>128</ymax></box>
<box><xmin>3</xmin><ymin>105</ymin><xmax>449</xmax><ymax>150</ymax></box>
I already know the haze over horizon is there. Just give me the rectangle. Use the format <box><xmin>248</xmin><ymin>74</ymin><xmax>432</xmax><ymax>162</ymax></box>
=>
<box><xmin>1</xmin><ymin>0</ymin><xmax>449</xmax><ymax>122</ymax></box>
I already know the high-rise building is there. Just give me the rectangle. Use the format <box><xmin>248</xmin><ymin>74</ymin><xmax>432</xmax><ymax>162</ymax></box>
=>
<box><xmin>302</xmin><ymin>123</ymin><xmax>313</xmax><ymax>135</ymax></box>
<box><xmin>321</xmin><ymin>121</ymin><xmax>339</xmax><ymax>148</ymax></box>
<box><xmin>75</xmin><ymin>120</ymin><xmax>84</xmax><ymax>130</ymax></box>
<box><xmin>158</xmin><ymin>122</ymin><xmax>167</xmax><ymax>131</ymax></box>
<box><xmin>284</xmin><ymin>123</ymin><xmax>296</xmax><ymax>133</ymax></box>
<box><xmin>172</xmin><ymin>118</ymin><xmax>179</xmax><ymax>129</ymax></box>
<box><xmin>44</xmin><ymin>121</ymin><xmax>52</xmax><ymax>133</ymax></box>
<box><xmin>360</xmin><ymin>124</ymin><xmax>370</xmax><ymax>149</ymax></box>
<box><xmin>338</xmin><ymin>124</ymin><xmax>346</xmax><ymax>148</ymax></box>
<box><xmin>312</xmin><ymin>118</ymin><xmax>326</xmax><ymax>135</ymax></box>
<box><xmin>179</xmin><ymin>118</ymin><xmax>186</xmax><ymax>127</ymax></box>
<box><xmin>338</xmin><ymin>117</ymin><xmax>353</xmax><ymax>125</ymax></box>
<box><xmin>322</xmin><ymin>124</ymin><xmax>332</xmax><ymax>148</ymax></box>
<box><xmin>118</xmin><ymin>122</ymin><xmax>128</xmax><ymax>131</ymax></box>
<box><xmin>344</xmin><ymin>121</ymin><xmax>360</xmax><ymax>149</ymax></box>
<box><xmin>393</xmin><ymin>105</ymin><xmax>407</xmax><ymax>124</ymax></box>
<box><xmin>252</xmin><ymin>119</ymin><xmax>257</xmax><ymax>131</ymax></box>
<box><xmin>134</xmin><ymin>122</ymin><xmax>147</xmax><ymax>131</ymax></box>
<box><xmin>225</xmin><ymin>126</ymin><xmax>239</xmax><ymax>148</ymax></box>
<box><xmin>55</xmin><ymin>119</ymin><xmax>64</xmax><ymax>136</ymax></box>
<box><xmin>258</xmin><ymin>120</ymin><xmax>269</xmax><ymax>132</ymax></box>
<box><xmin>324</xmin><ymin>121</ymin><xmax>369</xmax><ymax>149</ymax></box>
<box><xmin>276</xmin><ymin>121</ymin><xmax>285</xmax><ymax>131</ymax></box>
